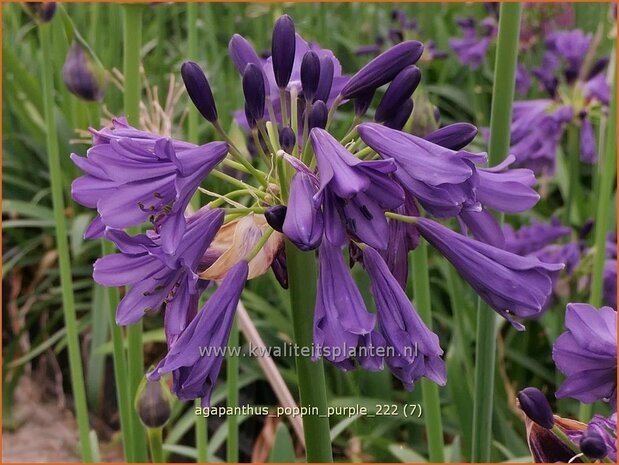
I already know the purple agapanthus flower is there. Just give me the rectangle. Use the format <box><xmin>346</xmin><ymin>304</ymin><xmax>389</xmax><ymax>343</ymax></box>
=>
<box><xmin>449</xmin><ymin>16</ymin><xmax>495</xmax><ymax>69</ymax></box>
<box><xmin>358</xmin><ymin>122</ymin><xmax>485</xmax><ymax>218</ymax></box>
<box><xmin>458</xmin><ymin>154</ymin><xmax>539</xmax><ymax>247</ymax></box>
<box><xmin>71</xmin><ymin>118</ymin><xmax>228</xmax><ymax>252</ymax></box>
<box><xmin>148</xmin><ymin>260</ymin><xmax>249</xmax><ymax>404</ymax></box>
<box><xmin>93</xmin><ymin>208</ymin><xmax>224</xmax><ymax>333</ymax></box>
<box><xmin>546</xmin><ymin>29</ymin><xmax>592</xmax><ymax>81</ymax></box>
<box><xmin>553</xmin><ymin>303</ymin><xmax>617</xmax><ymax>407</ymax></box>
<box><xmin>363</xmin><ymin>247</ymin><xmax>446</xmax><ymax>389</ymax></box>
<box><xmin>504</xmin><ymin>218</ymin><xmax>571</xmax><ymax>256</ymax></box>
<box><xmin>507</xmin><ymin>100</ymin><xmax>573</xmax><ymax>175</ymax></box>
<box><xmin>310</xmin><ymin>128</ymin><xmax>405</xmax><ymax>250</ymax></box>
<box><xmin>415</xmin><ymin>217</ymin><xmax>563</xmax><ymax>329</ymax></box>
<box><xmin>313</xmin><ymin>239</ymin><xmax>376</xmax><ymax>366</ymax></box>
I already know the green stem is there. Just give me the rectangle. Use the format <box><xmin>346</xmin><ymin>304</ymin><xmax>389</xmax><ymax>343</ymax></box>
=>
<box><xmin>563</xmin><ymin>125</ymin><xmax>581</xmax><ymax>225</ymax></box>
<box><xmin>39</xmin><ymin>22</ymin><xmax>94</xmax><ymax>463</ymax></box>
<box><xmin>551</xmin><ymin>426</ymin><xmax>590</xmax><ymax>462</ymax></box>
<box><xmin>285</xmin><ymin>242</ymin><xmax>333</xmax><ymax>462</ymax></box>
<box><xmin>123</xmin><ymin>5</ymin><xmax>148</xmax><ymax>462</ymax></box>
<box><xmin>101</xmin><ymin>241</ymin><xmax>135</xmax><ymax>461</ymax></box>
<box><xmin>411</xmin><ymin>242</ymin><xmax>445</xmax><ymax>462</ymax></box>
<box><xmin>472</xmin><ymin>4</ymin><xmax>522</xmax><ymax>463</ymax></box>
<box><xmin>582</xmin><ymin>48</ymin><xmax>617</xmax><ymax>422</ymax></box>
<box><xmin>226</xmin><ymin>317</ymin><xmax>239</xmax><ymax>462</ymax></box>
<box><xmin>195</xmin><ymin>399</ymin><xmax>208</xmax><ymax>462</ymax></box>
<box><xmin>147</xmin><ymin>427</ymin><xmax>165</xmax><ymax>463</ymax></box>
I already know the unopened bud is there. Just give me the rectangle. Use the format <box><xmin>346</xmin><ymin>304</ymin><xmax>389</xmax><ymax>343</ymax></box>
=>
<box><xmin>517</xmin><ymin>387</ymin><xmax>555</xmax><ymax>430</ymax></box>
<box><xmin>301</xmin><ymin>51</ymin><xmax>321</xmax><ymax>102</ymax></box>
<box><xmin>315</xmin><ymin>56</ymin><xmax>334</xmax><ymax>103</ymax></box>
<box><xmin>242</xmin><ymin>63</ymin><xmax>265</xmax><ymax>124</ymax></box>
<box><xmin>24</xmin><ymin>2</ymin><xmax>56</xmax><ymax>23</ymax></box>
<box><xmin>308</xmin><ymin>100</ymin><xmax>328</xmax><ymax>130</ymax></box>
<box><xmin>63</xmin><ymin>42</ymin><xmax>107</xmax><ymax>102</ymax></box>
<box><xmin>265</xmin><ymin>205</ymin><xmax>287</xmax><ymax>232</ymax></box>
<box><xmin>279</xmin><ymin>126</ymin><xmax>296</xmax><ymax>153</ymax></box>
<box><xmin>271</xmin><ymin>15</ymin><xmax>296</xmax><ymax>89</ymax></box>
<box><xmin>425</xmin><ymin>123</ymin><xmax>478</xmax><ymax>150</ymax></box>
<box><xmin>375</xmin><ymin>65</ymin><xmax>421</xmax><ymax>123</ymax></box>
<box><xmin>181</xmin><ymin>61</ymin><xmax>218</xmax><ymax>123</ymax></box>
<box><xmin>580</xmin><ymin>431</ymin><xmax>608</xmax><ymax>459</ymax></box>
<box><xmin>384</xmin><ymin>98</ymin><xmax>413</xmax><ymax>131</ymax></box>
<box><xmin>136</xmin><ymin>378</ymin><xmax>173</xmax><ymax>429</ymax></box>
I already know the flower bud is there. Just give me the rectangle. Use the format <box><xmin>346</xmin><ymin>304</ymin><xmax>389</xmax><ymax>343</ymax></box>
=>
<box><xmin>340</xmin><ymin>41</ymin><xmax>424</xmax><ymax>99</ymax></box>
<box><xmin>580</xmin><ymin>431</ymin><xmax>608</xmax><ymax>459</ymax></box>
<box><xmin>315</xmin><ymin>56</ymin><xmax>335</xmax><ymax>103</ymax></box>
<box><xmin>354</xmin><ymin>90</ymin><xmax>375</xmax><ymax>118</ymax></box>
<box><xmin>265</xmin><ymin>205</ymin><xmax>287</xmax><ymax>232</ymax></box>
<box><xmin>181</xmin><ymin>61</ymin><xmax>218</xmax><ymax>122</ymax></box>
<box><xmin>62</xmin><ymin>42</ymin><xmax>107</xmax><ymax>102</ymax></box>
<box><xmin>271</xmin><ymin>15</ymin><xmax>296</xmax><ymax>89</ymax></box>
<box><xmin>242</xmin><ymin>63</ymin><xmax>265</xmax><ymax>124</ymax></box>
<box><xmin>384</xmin><ymin>98</ymin><xmax>413</xmax><ymax>130</ymax></box>
<box><xmin>135</xmin><ymin>378</ymin><xmax>173</xmax><ymax>429</ymax></box>
<box><xmin>517</xmin><ymin>387</ymin><xmax>555</xmax><ymax>429</ymax></box>
<box><xmin>587</xmin><ymin>56</ymin><xmax>609</xmax><ymax>80</ymax></box>
<box><xmin>308</xmin><ymin>100</ymin><xmax>328</xmax><ymax>130</ymax></box>
<box><xmin>425</xmin><ymin>123</ymin><xmax>478</xmax><ymax>150</ymax></box>
<box><xmin>301</xmin><ymin>51</ymin><xmax>321</xmax><ymax>102</ymax></box>
<box><xmin>279</xmin><ymin>126</ymin><xmax>296</xmax><ymax>153</ymax></box>
<box><xmin>24</xmin><ymin>2</ymin><xmax>57</xmax><ymax>23</ymax></box>
<box><xmin>229</xmin><ymin>34</ymin><xmax>262</xmax><ymax>75</ymax></box>
<box><xmin>375</xmin><ymin>65</ymin><xmax>421</xmax><ymax>123</ymax></box>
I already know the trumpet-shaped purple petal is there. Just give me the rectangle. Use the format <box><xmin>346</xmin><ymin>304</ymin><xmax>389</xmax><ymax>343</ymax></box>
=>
<box><xmin>72</xmin><ymin>122</ymin><xmax>228</xmax><ymax>253</ymax></box>
<box><xmin>416</xmin><ymin>217</ymin><xmax>564</xmax><ymax>329</ymax></box>
<box><xmin>313</xmin><ymin>239</ymin><xmax>376</xmax><ymax>365</ymax></box>
<box><xmin>459</xmin><ymin>208</ymin><xmax>505</xmax><ymax>248</ymax></box>
<box><xmin>553</xmin><ymin>303</ymin><xmax>617</xmax><ymax>407</ymax></box>
<box><xmin>94</xmin><ymin>208</ymin><xmax>224</xmax><ymax>327</ymax></box>
<box><xmin>283</xmin><ymin>172</ymin><xmax>323</xmax><ymax>251</ymax></box>
<box><xmin>475</xmin><ymin>155</ymin><xmax>540</xmax><ymax>213</ymax></box>
<box><xmin>580</xmin><ymin>116</ymin><xmax>597</xmax><ymax>163</ymax></box>
<box><xmin>382</xmin><ymin>194</ymin><xmax>419</xmax><ymax>289</ymax></box>
<box><xmin>358</xmin><ymin>122</ymin><xmax>483</xmax><ymax>218</ymax></box>
<box><xmin>363</xmin><ymin>247</ymin><xmax>445</xmax><ymax>389</ymax></box>
<box><xmin>311</xmin><ymin>128</ymin><xmax>404</xmax><ymax>249</ymax></box>
<box><xmin>148</xmin><ymin>261</ymin><xmax>249</xmax><ymax>405</ymax></box>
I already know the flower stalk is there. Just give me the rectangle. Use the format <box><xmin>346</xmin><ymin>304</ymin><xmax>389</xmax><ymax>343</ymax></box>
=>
<box><xmin>471</xmin><ymin>3</ymin><xmax>522</xmax><ymax>462</ymax></box>
<box><xmin>411</xmin><ymin>241</ymin><xmax>445</xmax><ymax>462</ymax></box>
<box><xmin>285</xmin><ymin>241</ymin><xmax>333</xmax><ymax>462</ymax></box>
<box><xmin>583</xmin><ymin>47</ymin><xmax>616</xmax><ymax>422</ymax></box>
<box><xmin>226</xmin><ymin>316</ymin><xmax>240</xmax><ymax>462</ymax></box>
<box><xmin>123</xmin><ymin>4</ymin><xmax>148</xmax><ymax>462</ymax></box>
<box><xmin>39</xmin><ymin>21</ymin><xmax>94</xmax><ymax>463</ymax></box>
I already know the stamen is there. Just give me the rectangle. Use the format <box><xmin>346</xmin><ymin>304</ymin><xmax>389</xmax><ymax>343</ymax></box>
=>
<box><xmin>360</xmin><ymin>205</ymin><xmax>374</xmax><ymax>220</ymax></box>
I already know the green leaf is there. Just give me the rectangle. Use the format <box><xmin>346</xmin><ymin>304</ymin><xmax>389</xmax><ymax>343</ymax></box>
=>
<box><xmin>268</xmin><ymin>422</ymin><xmax>296</xmax><ymax>463</ymax></box>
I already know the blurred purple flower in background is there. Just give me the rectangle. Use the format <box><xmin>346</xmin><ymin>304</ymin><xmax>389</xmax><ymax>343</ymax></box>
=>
<box><xmin>553</xmin><ymin>303</ymin><xmax>617</xmax><ymax>407</ymax></box>
<box><xmin>449</xmin><ymin>16</ymin><xmax>496</xmax><ymax>69</ymax></box>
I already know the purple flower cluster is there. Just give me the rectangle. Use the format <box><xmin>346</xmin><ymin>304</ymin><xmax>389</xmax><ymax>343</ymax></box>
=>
<box><xmin>449</xmin><ymin>16</ymin><xmax>496</xmax><ymax>69</ymax></box>
<box><xmin>506</xmin><ymin>28</ymin><xmax>611</xmax><ymax>174</ymax></box>
<box><xmin>73</xmin><ymin>14</ymin><xmax>566</xmax><ymax>402</ymax></box>
<box><xmin>519</xmin><ymin>301</ymin><xmax>616</xmax><ymax>463</ymax></box>
<box><xmin>504</xmin><ymin>220</ymin><xmax>617</xmax><ymax>309</ymax></box>
<box><xmin>356</xmin><ymin>9</ymin><xmax>447</xmax><ymax>62</ymax></box>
